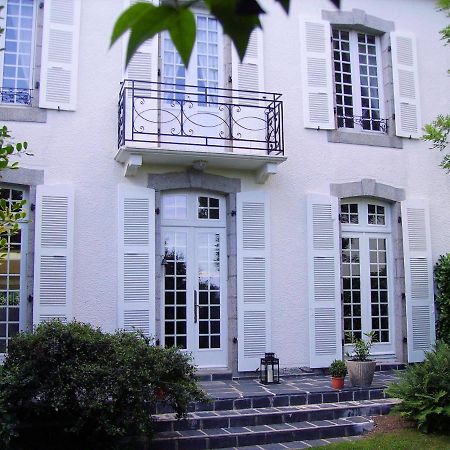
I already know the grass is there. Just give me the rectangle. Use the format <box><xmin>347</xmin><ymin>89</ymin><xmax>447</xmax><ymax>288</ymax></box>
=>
<box><xmin>324</xmin><ymin>429</ymin><xmax>450</xmax><ymax>449</ymax></box>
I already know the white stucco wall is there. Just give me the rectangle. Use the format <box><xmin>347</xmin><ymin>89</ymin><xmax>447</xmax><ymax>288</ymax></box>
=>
<box><xmin>6</xmin><ymin>0</ymin><xmax>450</xmax><ymax>367</ymax></box>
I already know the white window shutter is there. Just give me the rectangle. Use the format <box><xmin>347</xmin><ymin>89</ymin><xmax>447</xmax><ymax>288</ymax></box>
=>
<box><xmin>401</xmin><ymin>200</ymin><xmax>435</xmax><ymax>362</ymax></box>
<box><xmin>231</xmin><ymin>29</ymin><xmax>264</xmax><ymax>94</ymax></box>
<box><xmin>307</xmin><ymin>194</ymin><xmax>342</xmax><ymax>368</ymax></box>
<box><xmin>299</xmin><ymin>18</ymin><xmax>335</xmax><ymax>130</ymax></box>
<box><xmin>391</xmin><ymin>32</ymin><xmax>422</xmax><ymax>138</ymax></box>
<box><xmin>118</xmin><ymin>184</ymin><xmax>156</xmax><ymax>337</ymax></box>
<box><xmin>33</xmin><ymin>185</ymin><xmax>74</xmax><ymax>324</ymax></box>
<box><xmin>39</xmin><ymin>0</ymin><xmax>81</xmax><ymax>111</ymax></box>
<box><xmin>237</xmin><ymin>191</ymin><xmax>271</xmax><ymax>372</ymax></box>
<box><xmin>124</xmin><ymin>0</ymin><xmax>159</xmax><ymax>82</ymax></box>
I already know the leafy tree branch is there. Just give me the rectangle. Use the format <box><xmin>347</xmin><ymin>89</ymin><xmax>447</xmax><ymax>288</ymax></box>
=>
<box><xmin>111</xmin><ymin>0</ymin><xmax>340</xmax><ymax>66</ymax></box>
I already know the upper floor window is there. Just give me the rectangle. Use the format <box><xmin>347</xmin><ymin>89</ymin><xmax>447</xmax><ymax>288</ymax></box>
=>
<box><xmin>162</xmin><ymin>13</ymin><xmax>222</xmax><ymax>105</ymax></box>
<box><xmin>0</xmin><ymin>0</ymin><xmax>36</xmax><ymax>106</ymax></box>
<box><xmin>332</xmin><ymin>29</ymin><xmax>385</xmax><ymax>133</ymax></box>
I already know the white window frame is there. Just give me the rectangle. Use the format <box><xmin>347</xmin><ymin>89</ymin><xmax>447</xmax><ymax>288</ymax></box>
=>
<box><xmin>332</xmin><ymin>28</ymin><xmax>386</xmax><ymax>134</ymax></box>
<box><xmin>0</xmin><ymin>185</ymin><xmax>28</xmax><ymax>356</ymax></box>
<box><xmin>340</xmin><ymin>198</ymin><xmax>396</xmax><ymax>357</ymax></box>
<box><xmin>0</xmin><ymin>0</ymin><xmax>38</xmax><ymax>106</ymax></box>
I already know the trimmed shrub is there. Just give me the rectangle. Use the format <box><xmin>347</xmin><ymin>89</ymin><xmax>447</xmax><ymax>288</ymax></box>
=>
<box><xmin>386</xmin><ymin>341</ymin><xmax>450</xmax><ymax>433</ymax></box>
<box><xmin>0</xmin><ymin>321</ymin><xmax>207</xmax><ymax>450</ymax></box>
<box><xmin>435</xmin><ymin>253</ymin><xmax>450</xmax><ymax>343</ymax></box>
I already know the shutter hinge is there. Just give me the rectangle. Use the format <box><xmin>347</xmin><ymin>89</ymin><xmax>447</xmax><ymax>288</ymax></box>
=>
<box><xmin>35</xmin><ymin>81</ymin><xmax>40</xmax><ymax>90</ymax></box>
<box><xmin>398</xmin><ymin>216</ymin><xmax>402</xmax><ymax>224</ymax></box>
<box><xmin>388</xmin><ymin>45</ymin><xmax>392</xmax><ymax>52</ymax></box>
<box><xmin>392</xmin><ymin>113</ymin><xmax>396</xmax><ymax>121</ymax></box>
<box><xmin>155</xmin><ymin>339</ymin><xmax>160</xmax><ymax>346</ymax></box>
<box><xmin>230</xmin><ymin>210</ymin><xmax>236</xmax><ymax>217</ymax></box>
<box><xmin>39</xmin><ymin>1</ymin><xmax>44</xmax><ymax>9</ymax></box>
<box><xmin>28</xmin><ymin>295</ymin><xmax>33</xmax><ymax>303</ymax></box>
<box><xmin>157</xmin><ymin>68</ymin><xmax>161</xmax><ymax>77</ymax></box>
<box><xmin>30</xmin><ymin>203</ymin><xmax>35</xmax><ymax>211</ymax></box>
<box><xmin>228</xmin><ymin>75</ymin><xmax>232</xmax><ymax>83</ymax></box>
<box><xmin>342</xmin><ymin>338</ymin><xmax>345</xmax><ymax>346</ymax></box>
<box><xmin>155</xmin><ymin>207</ymin><xmax>160</xmax><ymax>215</ymax></box>
<box><xmin>403</xmin><ymin>336</ymin><xmax>407</xmax><ymax>343</ymax></box>
<box><xmin>340</xmin><ymin>293</ymin><xmax>344</xmax><ymax>301</ymax></box>
<box><xmin>401</xmin><ymin>292</ymin><xmax>406</xmax><ymax>300</ymax></box>
<box><xmin>232</xmin><ymin>336</ymin><xmax>238</xmax><ymax>343</ymax></box>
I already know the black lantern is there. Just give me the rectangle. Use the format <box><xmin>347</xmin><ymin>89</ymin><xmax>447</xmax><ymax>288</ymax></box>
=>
<box><xmin>259</xmin><ymin>352</ymin><xmax>280</xmax><ymax>384</ymax></box>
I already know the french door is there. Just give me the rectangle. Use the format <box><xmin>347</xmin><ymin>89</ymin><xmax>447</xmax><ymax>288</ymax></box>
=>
<box><xmin>162</xmin><ymin>226</ymin><xmax>227</xmax><ymax>368</ymax></box>
<box><xmin>341</xmin><ymin>232</ymin><xmax>395</xmax><ymax>356</ymax></box>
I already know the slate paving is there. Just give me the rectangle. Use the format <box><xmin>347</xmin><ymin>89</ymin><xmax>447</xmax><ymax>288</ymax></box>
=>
<box><xmin>199</xmin><ymin>371</ymin><xmax>398</xmax><ymax>401</ymax></box>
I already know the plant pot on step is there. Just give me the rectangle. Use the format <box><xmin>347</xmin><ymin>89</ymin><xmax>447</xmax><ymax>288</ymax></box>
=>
<box><xmin>346</xmin><ymin>360</ymin><xmax>377</xmax><ymax>387</ymax></box>
<box><xmin>331</xmin><ymin>377</ymin><xmax>345</xmax><ymax>390</ymax></box>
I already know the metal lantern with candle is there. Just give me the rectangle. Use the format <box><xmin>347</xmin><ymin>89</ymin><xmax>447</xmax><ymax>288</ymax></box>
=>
<box><xmin>259</xmin><ymin>352</ymin><xmax>280</xmax><ymax>384</ymax></box>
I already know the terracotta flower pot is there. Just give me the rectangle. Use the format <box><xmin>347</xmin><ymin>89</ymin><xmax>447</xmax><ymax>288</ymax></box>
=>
<box><xmin>331</xmin><ymin>376</ymin><xmax>345</xmax><ymax>390</ymax></box>
<box><xmin>346</xmin><ymin>360</ymin><xmax>376</xmax><ymax>387</ymax></box>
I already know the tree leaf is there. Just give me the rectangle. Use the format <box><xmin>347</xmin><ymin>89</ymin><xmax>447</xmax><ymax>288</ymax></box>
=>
<box><xmin>167</xmin><ymin>8</ymin><xmax>196</xmax><ymax>67</ymax></box>
<box><xmin>205</xmin><ymin>0</ymin><xmax>261</xmax><ymax>61</ymax></box>
<box><xmin>274</xmin><ymin>0</ymin><xmax>290</xmax><ymax>13</ymax></box>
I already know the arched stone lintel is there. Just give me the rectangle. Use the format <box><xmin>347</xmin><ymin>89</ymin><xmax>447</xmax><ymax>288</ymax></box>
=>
<box><xmin>330</xmin><ymin>178</ymin><xmax>405</xmax><ymax>202</ymax></box>
<box><xmin>148</xmin><ymin>170</ymin><xmax>241</xmax><ymax>194</ymax></box>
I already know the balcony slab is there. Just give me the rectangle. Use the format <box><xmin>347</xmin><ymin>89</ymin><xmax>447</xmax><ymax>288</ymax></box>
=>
<box><xmin>115</xmin><ymin>145</ymin><xmax>287</xmax><ymax>183</ymax></box>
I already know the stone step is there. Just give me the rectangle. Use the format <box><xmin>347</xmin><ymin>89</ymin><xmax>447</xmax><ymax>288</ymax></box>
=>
<box><xmin>153</xmin><ymin>398</ymin><xmax>398</xmax><ymax>433</ymax></box>
<box><xmin>216</xmin><ymin>435</ymin><xmax>363</xmax><ymax>449</ymax></box>
<box><xmin>152</xmin><ymin>415</ymin><xmax>374</xmax><ymax>450</ymax></box>
<box><xmin>155</xmin><ymin>384</ymin><xmax>390</xmax><ymax>415</ymax></box>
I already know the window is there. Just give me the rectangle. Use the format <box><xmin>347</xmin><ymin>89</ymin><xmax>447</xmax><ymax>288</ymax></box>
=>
<box><xmin>0</xmin><ymin>187</ymin><xmax>26</xmax><ymax>353</ymax></box>
<box><xmin>162</xmin><ymin>13</ymin><xmax>222</xmax><ymax>105</ymax></box>
<box><xmin>340</xmin><ymin>199</ymin><xmax>392</xmax><ymax>347</ymax></box>
<box><xmin>332</xmin><ymin>29</ymin><xmax>386</xmax><ymax>133</ymax></box>
<box><xmin>0</xmin><ymin>0</ymin><xmax>36</xmax><ymax>105</ymax></box>
<box><xmin>198</xmin><ymin>196</ymin><xmax>220</xmax><ymax>219</ymax></box>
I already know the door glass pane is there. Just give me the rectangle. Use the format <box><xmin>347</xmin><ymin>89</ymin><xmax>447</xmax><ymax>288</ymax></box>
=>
<box><xmin>163</xmin><ymin>231</ymin><xmax>187</xmax><ymax>349</ymax></box>
<box><xmin>342</xmin><ymin>237</ymin><xmax>361</xmax><ymax>343</ymax></box>
<box><xmin>162</xmin><ymin>32</ymin><xmax>186</xmax><ymax>102</ymax></box>
<box><xmin>196</xmin><ymin>15</ymin><xmax>219</xmax><ymax>105</ymax></box>
<box><xmin>198</xmin><ymin>232</ymin><xmax>221</xmax><ymax>349</ymax></box>
<box><xmin>369</xmin><ymin>238</ymin><xmax>389</xmax><ymax>342</ymax></box>
<box><xmin>0</xmin><ymin>188</ymin><xmax>24</xmax><ymax>353</ymax></box>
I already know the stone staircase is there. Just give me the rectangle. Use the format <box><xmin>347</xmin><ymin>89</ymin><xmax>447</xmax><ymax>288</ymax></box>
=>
<box><xmin>150</xmin><ymin>370</ymin><xmax>400</xmax><ymax>450</ymax></box>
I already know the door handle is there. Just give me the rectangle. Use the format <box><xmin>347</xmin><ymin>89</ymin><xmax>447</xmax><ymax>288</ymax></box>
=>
<box><xmin>194</xmin><ymin>290</ymin><xmax>198</xmax><ymax>323</ymax></box>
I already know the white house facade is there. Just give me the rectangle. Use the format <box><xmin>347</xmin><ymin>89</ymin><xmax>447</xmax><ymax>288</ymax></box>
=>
<box><xmin>0</xmin><ymin>0</ymin><xmax>449</xmax><ymax>375</ymax></box>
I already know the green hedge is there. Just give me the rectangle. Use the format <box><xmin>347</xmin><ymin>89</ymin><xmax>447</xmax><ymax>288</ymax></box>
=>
<box><xmin>435</xmin><ymin>253</ymin><xmax>450</xmax><ymax>343</ymax></box>
<box><xmin>386</xmin><ymin>342</ymin><xmax>450</xmax><ymax>433</ymax></box>
<box><xmin>0</xmin><ymin>321</ymin><xmax>207</xmax><ymax>450</ymax></box>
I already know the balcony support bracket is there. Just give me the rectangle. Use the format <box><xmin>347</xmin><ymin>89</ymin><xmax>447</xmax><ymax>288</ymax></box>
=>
<box><xmin>256</xmin><ymin>162</ymin><xmax>278</xmax><ymax>184</ymax></box>
<box><xmin>124</xmin><ymin>154</ymin><xmax>143</xmax><ymax>177</ymax></box>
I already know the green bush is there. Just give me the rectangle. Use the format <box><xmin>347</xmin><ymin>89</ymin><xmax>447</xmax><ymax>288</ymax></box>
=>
<box><xmin>435</xmin><ymin>253</ymin><xmax>450</xmax><ymax>343</ymax></box>
<box><xmin>0</xmin><ymin>321</ymin><xmax>207</xmax><ymax>450</ymax></box>
<box><xmin>386</xmin><ymin>341</ymin><xmax>450</xmax><ymax>433</ymax></box>
<box><xmin>329</xmin><ymin>359</ymin><xmax>347</xmax><ymax>378</ymax></box>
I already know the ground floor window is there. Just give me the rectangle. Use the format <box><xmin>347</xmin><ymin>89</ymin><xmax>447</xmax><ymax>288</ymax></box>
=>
<box><xmin>0</xmin><ymin>187</ymin><xmax>26</xmax><ymax>353</ymax></box>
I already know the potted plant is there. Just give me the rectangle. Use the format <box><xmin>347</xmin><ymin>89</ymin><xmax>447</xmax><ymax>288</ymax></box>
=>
<box><xmin>345</xmin><ymin>331</ymin><xmax>377</xmax><ymax>387</ymax></box>
<box><xmin>329</xmin><ymin>359</ymin><xmax>347</xmax><ymax>389</ymax></box>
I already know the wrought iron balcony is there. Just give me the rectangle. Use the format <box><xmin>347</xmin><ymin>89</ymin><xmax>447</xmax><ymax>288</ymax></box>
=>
<box><xmin>0</xmin><ymin>88</ymin><xmax>33</xmax><ymax>106</ymax></box>
<box><xmin>336</xmin><ymin>114</ymin><xmax>388</xmax><ymax>133</ymax></box>
<box><xmin>118</xmin><ymin>80</ymin><xmax>284</xmax><ymax>155</ymax></box>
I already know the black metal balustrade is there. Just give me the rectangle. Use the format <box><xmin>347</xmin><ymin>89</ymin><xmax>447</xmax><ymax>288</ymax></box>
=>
<box><xmin>337</xmin><ymin>114</ymin><xmax>388</xmax><ymax>133</ymax></box>
<box><xmin>118</xmin><ymin>80</ymin><xmax>284</xmax><ymax>155</ymax></box>
<box><xmin>0</xmin><ymin>88</ymin><xmax>33</xmax><ymax>106</ymax></box>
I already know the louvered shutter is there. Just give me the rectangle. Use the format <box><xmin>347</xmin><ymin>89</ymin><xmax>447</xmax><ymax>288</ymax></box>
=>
<box><xmin>307</xmin><ymin>194</ymin><xmax>342</xmax><ymax>368</ymax></box>
<box><xmin>299</xmin><ymin>18</ymin><xmax>335</xmax><ymax>130</ymax></box>
<box><xmin>401</xmin><ymin>200</ymin><xmax>435</xmax><ymax>362</ymax></box>
<box><xmin>391</xmin><ymin>32</ymin><xmax>422</xmax><ymax>138</ymax></box>
<box><xmin>237</xmin><ymin>191</ymin><xmax>271</xmax><ymax>372</ymax></box>
<box><xmin>39</xmin><ymin>0</ymin><xmax>81</xmax><ymax>111</ymax></box>
<box><xmin>230</xmin><ymin>30</ymin><xmax>265</xmax><ymax>150</ymax></box>
<box><xmin>33</xmin><ymin>185</ymin><xmax>74</xmax><ymax>324</ymax></box>
<box><xmin>118</xmin><ymin>184</ymin><xmax>155</xmax><ymax>337</ymax></box>
<box><xmin>231</xmin><ymin>29</ymin><xmax>264</xmax><ymax>94</ymax></box>
<box><xmin>123</xmin><ymin>0</ymin><xmax>159</xmax><ymax>144</ymax></box>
